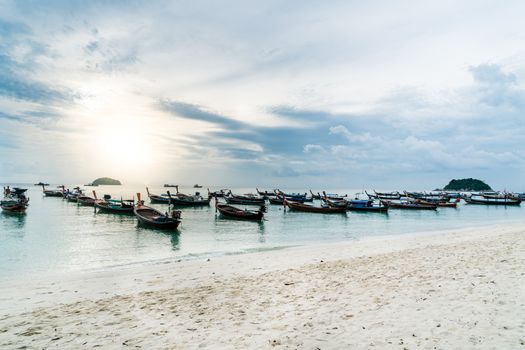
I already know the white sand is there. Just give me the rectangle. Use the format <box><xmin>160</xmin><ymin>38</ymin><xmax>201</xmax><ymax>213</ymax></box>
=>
<box><xmin>1</xmin><ymin>223</ymin><xmax>524</xmax><ymax>349</ymax></box>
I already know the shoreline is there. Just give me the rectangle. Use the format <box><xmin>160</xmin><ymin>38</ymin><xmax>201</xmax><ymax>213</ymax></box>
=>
<box><xmin>1</xmin><ymin>222</ymin><xmax>524</xmax><ymax>348</ymax></box>
<box><xmin>2</xmin><ymin>218</ymin><xmax>523</xmax><ymax>285</ymax></box>
<box><xmin>1</xmin><ymin>222</ymin><xmax>523</xmax><ymax>307</ymax></box>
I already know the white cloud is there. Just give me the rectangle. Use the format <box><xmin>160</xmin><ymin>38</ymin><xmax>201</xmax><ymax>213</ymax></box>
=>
<box><xmin>303</xmin><ymin>144</ymin><xmax>325</xmax><ymax>153</ymax></box>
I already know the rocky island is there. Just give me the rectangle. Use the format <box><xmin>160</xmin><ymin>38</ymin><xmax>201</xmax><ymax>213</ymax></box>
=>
<box><xmin>89</xmin><ymin>177</ymin><xmax>122</xmax><ymax>186</ymax></box>
<box><xmin>443</xmin><ymin>178</ymin><xmax>492</xmax><ymax>191</ymax></box>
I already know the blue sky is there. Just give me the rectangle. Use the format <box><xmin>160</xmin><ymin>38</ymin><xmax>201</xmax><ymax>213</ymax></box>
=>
<box><xmin>0</xmin><ymin>0</ymin><xmax>524</xmax><ymax>190</ymax></box>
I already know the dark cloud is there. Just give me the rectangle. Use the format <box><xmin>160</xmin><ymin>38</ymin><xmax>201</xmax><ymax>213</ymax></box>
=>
<box><xmin>0</xmin><ymin>73</ymin><xmax>72</xmax><ymax>104</ymax></box>
<box><xmin>0</xmin><ymin>18</ymin><xmax>73</xmax><ymax>104</ymax></box>
<box><xmin>159</xmin><ymin>99</ymin><xmax>352</xmax><ymax>160</ymax></box>
<box><xmin>159</xmin><ymin>100</ymin><xmax>246</xmax><ymax>129</ymax></box>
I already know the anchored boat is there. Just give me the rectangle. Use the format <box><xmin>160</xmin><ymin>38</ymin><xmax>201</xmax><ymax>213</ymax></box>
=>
<box><xmin>1</xmin><ymin>187</ymin><xmax>29</xmax><ymax>213</ymax></box>
<box><xmin>134</xmin><ymin>193</ymin><xmax>181</xmax><ymax>229</ymax></box>
<box><xmin>93</xmin><ymin>191</ymin><xmax>134</xmax><ymax>214</ymax></box>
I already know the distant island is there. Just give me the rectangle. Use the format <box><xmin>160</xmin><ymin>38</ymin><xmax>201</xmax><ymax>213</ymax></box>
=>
<box><xmin>443</xmin><ymin>178</ymin><xmax>492</xmax><ymax>191</ymax></box>
<box><xmin>90</xmin><ymin>177</ymin><xmax>122</xmax><ymax>186</ymax></box>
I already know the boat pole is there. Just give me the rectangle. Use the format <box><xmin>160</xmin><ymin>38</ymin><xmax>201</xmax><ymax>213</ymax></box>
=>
<box><xmin>92</xmin><ymin>190</ymin><xmax>97</xmax><ymax>214</ymax></box>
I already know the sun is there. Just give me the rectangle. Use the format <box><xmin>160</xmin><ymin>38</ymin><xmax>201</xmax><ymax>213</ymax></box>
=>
<box><xmin>94</xmin><ymin>117</ymin><xmax>155</xmax><ymax>174</ymax></box>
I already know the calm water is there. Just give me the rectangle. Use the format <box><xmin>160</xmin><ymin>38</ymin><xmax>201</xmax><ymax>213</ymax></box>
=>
<box><xmin>1</xmin><ymin>184</ymin><xmax>524</xmax><ymax>281</ymax></box>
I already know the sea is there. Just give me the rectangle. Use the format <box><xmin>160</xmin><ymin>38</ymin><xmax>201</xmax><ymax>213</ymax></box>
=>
<box><xmin>1</xmin><ymin>184</ymin><xmax>524</xmax><ymax>281</ymax></box>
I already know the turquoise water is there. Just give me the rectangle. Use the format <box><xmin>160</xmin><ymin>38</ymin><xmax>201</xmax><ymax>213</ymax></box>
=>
<box><xmin>1</xmin><ymin>184</ymin><xmax>524</xmax><ymax>281</ymax></box>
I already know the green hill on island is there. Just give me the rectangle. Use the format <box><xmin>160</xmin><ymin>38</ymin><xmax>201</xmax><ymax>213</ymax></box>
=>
<box><xmin>91</xmin><ymin>177</ymin><xmax>122</xmax><ymax>186</ymax></box>
<box><xmin>443</xmin><ymin>178</ymin><xmax>492</xmax><ymax>191</ymax></box>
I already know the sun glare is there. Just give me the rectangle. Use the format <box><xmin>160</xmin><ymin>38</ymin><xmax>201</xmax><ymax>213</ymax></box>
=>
<box><xmin>93</xmin><ymin>118</ymin><xmax>154</xmax><ymax>175</ymax></box>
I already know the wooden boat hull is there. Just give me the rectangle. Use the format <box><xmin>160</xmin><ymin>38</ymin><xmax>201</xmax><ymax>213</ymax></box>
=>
<box><xmin>269</xmin><ymin>196</ymin><xmax>310</xmax><ymax>205</ymax></box>
<box><xmin>276</xmin><ymin>191</ymin><xmax>313</xmax><ymax>202</ymax></box>
<box><xmin>134</xmin><ymin>207</ymin><xmax>181</xmax><ymax>230</ymax></box>
<box><xmin>225</xmin><ymin>197</ymin><xmax>265</xmax><ymax>206</ymax></box>
<box><xmin>256</xmin><ymin>189</ymin><xmax>277</xmax><ymax>197</ymax></box>
<box><xmin>416</xmin><ymin>199</ymin><xmax>458</xmax><ymax>208</ymax></box>
<box><xmin>77</xmin><ymin>197</ymin><xmax>95</xmax><ymax>206</ymax></box>
<box><xmin>146</xmin><ymin>187</ymin><xmax>171</xmax><ymax>203</ymax></box>
<box><xmin>381</xmin><ymin>201</ymin><xmax>437</xmax><ymax>210</ymax></box>
<box><xmin>170</xmin><ymin>197</ymin><xmax>210</xmax><ymax>206</ymax></box>
<box><xmin>43</xmin><ymin>191</ymin><xmax>64</xmax><ymax>197</ymax></box>
<box><xmin>347</xmin><ymin>205</ymin><xmax>388</xmax><ymax>212</ymax></box>
<box><xmin>371</xmin><ymin>191</ymin><xmax>401</xmax><ymax>200</ymax></box>
<box><xmin>465</xmin><ymin>198</ymin><xmax>521</xmax><ymax>205</ymax></box>
<box><xmin>148</xmin><ymin>195</ymin><xmax>171</xmax><ymax>204</ymax></box>
<box><xmin>436</xmin><ymin>202</ymin><xmax>457</xmax><ymax>208</ymax></box>
<box><xmin>216</xmin><ymin>204</ymin><xmax>264</xmax><ymax>221</ymax></box>
<box><xmin>95</xmin><ymin>201</ymin><xmax>134</xmax><ymax>214</ymax></box>
<box><xmin>286</xmin><ymin>200</ymin><xmax>346</xmax><ymax>214</ymax></box>
<box><xmin>1</xmin><ymin>203</ymin><xmax>27</xmax><ymax>212</ymax></box>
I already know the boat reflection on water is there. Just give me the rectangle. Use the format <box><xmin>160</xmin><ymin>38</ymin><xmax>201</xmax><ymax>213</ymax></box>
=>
<box><xmin>257</xmin><ymin>221</ymin><xmax>266</xmax><ymax>243</ymax></box>
<box><xmin>1</xmin><ymin>210</ymin><xmax>27</xmax><ymax>230</ymax></box>
<box><xmin>169</xmin><ymin>233</ymin><xmax>180</xmax><ymax>250</ymax></box>
<box><xmin>135</xmin><ymin>224</ymin><xmax>181</xmax><ymax>251</ymax></box>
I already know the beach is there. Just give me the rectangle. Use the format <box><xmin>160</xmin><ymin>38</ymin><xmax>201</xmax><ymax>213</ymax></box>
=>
<box><xmin>1</xmin><ymin>224</ymin><xmax>524</xmax><ymax>349</ymax></box>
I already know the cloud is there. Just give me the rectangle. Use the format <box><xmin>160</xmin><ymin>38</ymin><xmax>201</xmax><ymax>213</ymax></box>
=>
<box><xmin>303</xmin><ymin>144</ymin><xmax>325</xmax><ymax>153</ymax></box>
<box><xmin>467</xmin><ymin>63</ymin><xmax>525</xmax><ymax>109</ymax></box>
<box><xmin>0</xmin><ymin>73</ymin><xmax>72</xmax><ymax>104</ymax></box>
<box><xmin>83</xmin><ymin>38</ymin><xmax>139</xmax><ymax>73</ymax></box>
<box><xmin>271</xmin><ymin>166</ymin><xmax>301</xmax><ymax>177</ymax></box>
<box><xmin>159</xmin><ymin>100</ymin><xmax>246</xmax><ymax>129</ymax></box>
<box><xmin>469</xmin><ymin>64</ymin><xmax>517</xmax><ymax>86</ymax></box>
<box><xmin>329</xmin><ymin>125</ymin><xmax>381</xmax><ymax>145</ymax></box>
<box><xmin>0</xmin><ymin>17</ymin><xmax>73</xmax><ymax>105</ymax></box>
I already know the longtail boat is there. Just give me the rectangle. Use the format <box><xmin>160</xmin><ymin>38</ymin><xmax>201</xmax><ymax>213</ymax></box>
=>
<box><xmin>225</xmin><ymin>193</ymin><xmax>265</xmax><ymax>205</ymax></box>
<box><xmin>415</xmin><ymin>198</ymin><xmax>458</xmax><ymax>208</ymax></box>
<box><xmin>1</xmin><ymin>187</ymin><xmax>29</xmax><ymax>213</ymax></box>
<box><xmin>208</xmin><ymin>188</ymin><xmax>230</xmax><ymax>198</ymax></box>
<box><xmin>269</xmin><ymin>193</ymin><xmax>309</xmax><ymax>204</ymax></box>
<box><xmin>464</xmin><ymin>196</ymin><xmax>521</xmax><ymax>206</ymax></box>
<box><xmin>381</xmin><ymin>200</ymin><xmax>437</xmax><ymax>210</ymax></box>
<box><xmin>320</xmin><ymin>193</ymin><xmax>347</xmax><ymax>208</ymax></box>
<box><xmin>481</xmin><ymin>192</ymin><xmax>515</xmax><ymax>200</ymax></box>
<box><xmin>404</xmin><ymin>191</ymin><xmax>450</xmax><ymax>203</ymax></box>
<box><xmin>169</xmin><ymin>187</ymin><xmax>210</xmax><ymax>206</ymax></box>
<box><xmin>368</xmin><ymin>190</ymin><xmax>401</xmax><ymax>200</ymax></box>
<box><xmin>134</xmin><ymin>193</ymin><xmax>181</xmax><ymax>229</ymax></box>
<box><xmin>284</xmin><ymin>199</ymin><xmax>346</xmax><ymax>214</ymax></box>
<box><xmin>324</xmin><ymin>192</ymin><xmax>348</xmax><ymax>201</ymax></box>
<box><xmin>309</xmin><ymin>190</ymin><xmax>322</xmax><ymax>200</ymax></box>
<box><xmin>93</xmin><ymin>191</ymin><xmax>134</xmax><ymax>214</ymax></box>
<box><xmin>323</xmin><ymin>195</ymin><xmax>388</xmax><ymax>212</ymax></box>
<box><xmin>444</xmin><ymin>191</ymin><xmax>462</xmax><ymax>198</ymax></box>
<box><xmin>256</xmin><ymin>188</ymin><xmax>277</xmax><ymax>197</ymax></box>
<box><xmin>41</xmin><ymin>184</ymin><xmax>64</xmax><ymax>197</ymax></box>
<box><xmin>77</xmin><ymin>194</ymin><xmax>96</xmax><ymax>206</ymax></box>
<box><xmin>65</xmin><ymin>187</ymin><xmax>83</xmax><ymax>202</ymax></box>
<box><xmin>347</xmin><ymin>199</ymin><xmax>388</xmax><ymax>212</ymax></box>
<box><xmin>276</xmin><ymin>190</ymin><xmax>313</xmax><ymax>202</ymax></box>
<box><xmin>146</xmin><ymin>187</ymin><xmax>171</xmax><ymax>204</ymax></box>
<box><xmin>215</xmin><ymin>198</ymin><xmax>264</xmax><ymax>221</ymax></box>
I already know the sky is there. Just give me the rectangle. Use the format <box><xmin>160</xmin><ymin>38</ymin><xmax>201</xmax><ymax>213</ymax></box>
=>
<box><xmin>0</xmin><ymin>0</ymin><xmax>524</xmax><ymax>190</ymax></box>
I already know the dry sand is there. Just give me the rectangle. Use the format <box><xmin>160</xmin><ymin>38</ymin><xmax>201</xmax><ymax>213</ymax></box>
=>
<box><xmin>1</xmin><ymin>224</ymin><xmax>524</xmax><ymax>349</ymax></box>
